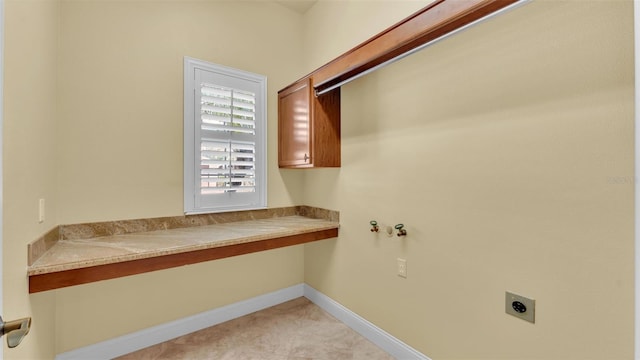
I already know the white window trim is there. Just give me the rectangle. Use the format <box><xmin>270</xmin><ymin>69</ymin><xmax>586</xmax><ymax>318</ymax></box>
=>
<box><xmin>184</xmin><ymin>57</ymin><xmax>267</xmax><ymax>214</ymax></box>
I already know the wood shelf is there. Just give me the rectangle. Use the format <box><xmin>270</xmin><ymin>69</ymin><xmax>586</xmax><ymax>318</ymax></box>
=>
<box><xmin>312</xmin><ymin>0</ymin><xmax>522</xmax><ymax>93</ymax></box>
<box><xmin>277</xmin><ymin>0</ymin><xmax>522</xmax><ymax>168</ymax></box>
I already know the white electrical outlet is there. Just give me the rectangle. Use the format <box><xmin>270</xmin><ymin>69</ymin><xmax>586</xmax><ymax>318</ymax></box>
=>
<box><xmin>397</xmin><ymin>258</ymin><xmax>407</xmax><ymax>278</ymax></box>
<box><xmin>38</xmin><ymin>198</ymin><xmax>45</xmax><ymax>223</ymax></box>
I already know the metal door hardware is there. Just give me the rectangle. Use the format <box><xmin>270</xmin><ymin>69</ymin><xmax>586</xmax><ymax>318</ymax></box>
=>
<box><xmin>0</xmin><ymin>316</ymin><xmax>32</xmax><ymax>348</ymax></box>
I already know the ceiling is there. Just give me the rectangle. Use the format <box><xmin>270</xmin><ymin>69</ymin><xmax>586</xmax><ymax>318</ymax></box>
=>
<box><xmin>275</xmin><ymin>0</ymin><xmax>318</xmax><ymax>14</ymax></box>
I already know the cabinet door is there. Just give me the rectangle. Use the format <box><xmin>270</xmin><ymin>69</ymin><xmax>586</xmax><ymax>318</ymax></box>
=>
<box><xmin>278</xmin><ymin>78</ymin><xmax>312</xmax><ymax>167</ymax></box>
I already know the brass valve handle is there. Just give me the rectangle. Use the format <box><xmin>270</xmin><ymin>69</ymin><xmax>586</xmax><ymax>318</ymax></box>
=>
<box><xmin>395</xmin><ymin>224</ymin><xmax>407</xmax><ymax>236</ymax></box>
<box><xmin>370</xmin><ymin>220</ymin><xmax>379</xmax><ymax>232</ymax></box>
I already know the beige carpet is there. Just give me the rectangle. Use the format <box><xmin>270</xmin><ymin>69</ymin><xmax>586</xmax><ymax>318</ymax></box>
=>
<box><xmin>116</xmin><ymin>297</ymin><xmax>394</xmax><ymax>359</ymax></box>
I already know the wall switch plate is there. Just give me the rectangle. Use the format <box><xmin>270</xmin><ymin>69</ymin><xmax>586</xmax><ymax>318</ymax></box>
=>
<box><xmin>397</xmin><ymin>258</ymin><xmax>407</xmax><ymax>278</ymax></box>
<box><xmin>38</xmin><ymin>198</ymin><xmax>45</xmax><ymax>223</ymax></box>
<box><xmin>505</xmin><ymin>291</ymin><xmax>535</xmax><ymax>323</ymax></box>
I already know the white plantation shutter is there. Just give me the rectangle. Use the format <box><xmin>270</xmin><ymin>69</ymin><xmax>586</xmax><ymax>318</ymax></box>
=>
<box><xmin>200</xmin><ymin>84</ymin><xmax>256</xmax><ymax>135</ymax></box>
<box><xmin>184</xmin><ymin>58</ymin><xmax>266</xmax><ymax>213</ymax></box>
<box><xmin>200</xmin><ymin>139</ymin><xmax>256</xmax><ymax>194</ymax></box>
<box><xmin>199</xmin><ymin>84</ymin><xmax>257</xmax><ymax>195</ymax></box>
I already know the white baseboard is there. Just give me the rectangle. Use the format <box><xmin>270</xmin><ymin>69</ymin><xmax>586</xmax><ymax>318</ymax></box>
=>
<box><xmin>303</xmin><ymin>284</ymin><xmax>430</xmax><ymax>360</ymax></box>
<box><xmin>55</xmin><ymin>284</ymin><xmax>304</xmax><ymax>360</ymax></box>
<box><xmin>56</xmin><ymin>283</ymin><xmax>429</xmax><ymax>360</ymax></box>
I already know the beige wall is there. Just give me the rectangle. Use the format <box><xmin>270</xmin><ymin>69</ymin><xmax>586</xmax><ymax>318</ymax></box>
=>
<box><xmin>4</xmin><ymin>0</ymin><xmax>59</xmax><ymax>358</ymax></box>
<box><xmin>4</xmin><ymin>0</ymin><xmax>308</xmax><ymax>358</ymax></box>
<box><xmin>303</xmin><ymin>1</ymin><xmax>635</xmax><ymax>359</ymax></box>
<box><xmin>3</xmin><ymin>0</ymin><xmax>636</xmax><ymax>358</ymax></box>
<box><xmin>54</xmin><ymin>246</ymin><xmax>304</xmax><ymax>353</ymax></box>
<box><xmin>57</xmin><ymin>0</ymin><xmax>305</xmax><ymax>224</ymax></box>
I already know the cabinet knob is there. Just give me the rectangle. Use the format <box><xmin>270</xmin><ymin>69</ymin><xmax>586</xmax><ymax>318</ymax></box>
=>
<box><xmin>304</xmin><ymin>153</ymin><xmax>309</xmax><ymax>162</ymax></box>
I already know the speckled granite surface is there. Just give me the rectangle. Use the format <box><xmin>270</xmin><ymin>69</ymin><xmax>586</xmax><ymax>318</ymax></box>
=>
<box><xmin>59</xmin><ymin>207</ymin><xmax>307</xmax><ymax>241</ymax></box>
<box><xmin>28</xmin><ymin>207</ymin><xmax>339</xmax><ymax>276</ymax></box>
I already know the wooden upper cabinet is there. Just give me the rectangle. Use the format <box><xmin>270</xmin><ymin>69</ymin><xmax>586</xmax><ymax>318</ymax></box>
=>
<box><xmin>278</xmin><ymin>78</ymin><xmax>311</xmax><ymax>167</ymax></box>
<box><xmin>278</xmin><ymin>77</ymin><xmax>340</xmax><ymax>168</ymax></box>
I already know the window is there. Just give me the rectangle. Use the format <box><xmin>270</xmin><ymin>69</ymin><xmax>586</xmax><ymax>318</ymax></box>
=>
<box><xmin>184</xmin><ymin>57</ymin><xmax>267</xmax><ymax>214</ymax></box>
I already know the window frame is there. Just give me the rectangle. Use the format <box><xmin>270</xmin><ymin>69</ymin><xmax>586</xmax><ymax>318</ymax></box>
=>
<box><xmin>184</xmin><ymin>57</ymin><xmax>267</xmax><ymax>214</ymax></box>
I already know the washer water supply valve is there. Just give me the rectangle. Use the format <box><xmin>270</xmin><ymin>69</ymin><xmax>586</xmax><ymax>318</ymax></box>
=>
<box><xmin>395</xmin><ymin>224</ymin><xmax>407</xmax><ymax>237</ymax></box>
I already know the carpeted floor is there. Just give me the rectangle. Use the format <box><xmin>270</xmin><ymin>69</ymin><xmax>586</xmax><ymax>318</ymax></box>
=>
<box><xmin>115</xmin><ymin>297</ymin><xmax>394</xmax><ymax>359</ymax></box>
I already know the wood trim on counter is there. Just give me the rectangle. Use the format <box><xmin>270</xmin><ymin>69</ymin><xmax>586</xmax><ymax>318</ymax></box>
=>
<box><xmin>310</xmin><ymin>0</ymin><xmax>523</xmax><ymax>93</ymax></box>
<box><xmin>28</xmin><ymin>228</ymin><xmax>338</xmax><ymax>293</ymax></box>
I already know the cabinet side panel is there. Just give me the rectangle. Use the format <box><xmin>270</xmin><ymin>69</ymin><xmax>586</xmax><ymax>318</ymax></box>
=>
<box><xmin>312</xmin><ymin>88</ymin><xmax>341</xmax><ymax>167</ymax></box>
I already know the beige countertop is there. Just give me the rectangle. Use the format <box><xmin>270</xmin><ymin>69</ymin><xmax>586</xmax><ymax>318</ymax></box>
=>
<box><xmin>28</xmin><ymin>216</ymin><xmax>339</xmax><ymax>276</ymax></box>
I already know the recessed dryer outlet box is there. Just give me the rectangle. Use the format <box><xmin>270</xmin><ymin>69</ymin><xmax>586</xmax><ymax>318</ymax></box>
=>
<box><xmin>505</xmin><ymin>291</ymin><xmax>535</xmax><ymax>323</ymax></box>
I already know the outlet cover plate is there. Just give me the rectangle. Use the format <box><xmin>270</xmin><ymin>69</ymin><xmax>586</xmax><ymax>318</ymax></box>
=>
<box><xmin>397</xmin><ymin>258</ymin><xmax>407</xmax><ymax>278</ymax></box>
<box><xmin>505</xmin><ymin>291</ymin><xmax>535</xmax><ymax>323</ymax></box>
